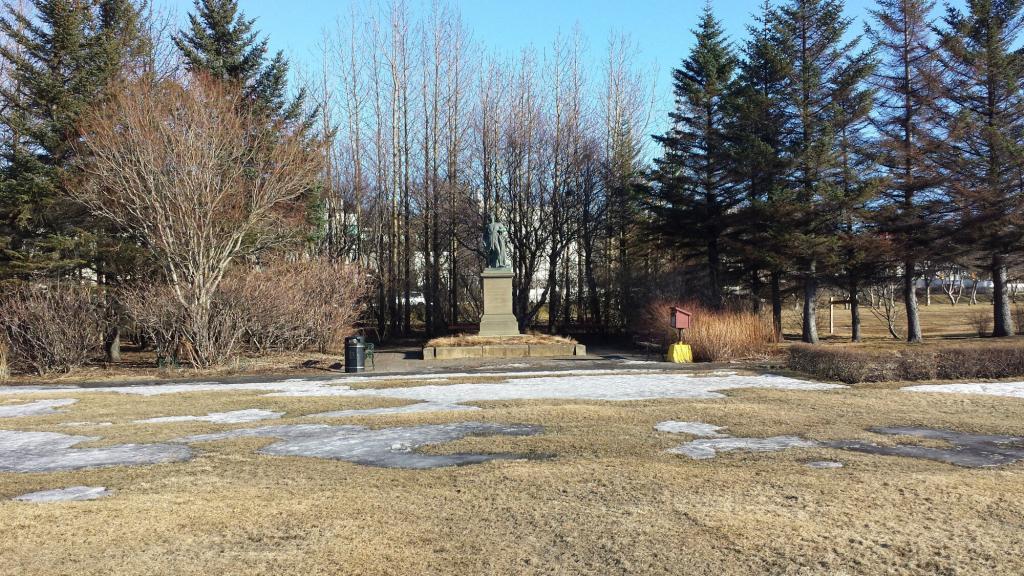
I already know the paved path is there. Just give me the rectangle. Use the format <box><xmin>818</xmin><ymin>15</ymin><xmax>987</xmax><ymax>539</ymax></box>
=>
<box><xmin>3</xmin><ymin>347</ymin><xmax>767</xmax><ymax>392</ymax></box>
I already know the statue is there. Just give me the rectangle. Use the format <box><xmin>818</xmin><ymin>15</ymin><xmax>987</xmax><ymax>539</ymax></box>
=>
<box><xmin>484</xmin><ymin>214</ymin><xmax>511</xmax><ymax>269</ymax></box>
<box><xmin>479</xmin><ymin>213</ymin><xmax>519</xmax><ymax>336</ymax></box>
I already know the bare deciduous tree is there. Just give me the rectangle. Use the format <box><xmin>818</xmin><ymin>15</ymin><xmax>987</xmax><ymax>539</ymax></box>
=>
<box><xmin>71</xmin><ymin>75</ymin><xmax>322</xmax><ymax>366</ymax></box>
<box><xmin>869</xmin><ymin>280</ymin><xmax>903</xmax><ymax>340</ymax></box>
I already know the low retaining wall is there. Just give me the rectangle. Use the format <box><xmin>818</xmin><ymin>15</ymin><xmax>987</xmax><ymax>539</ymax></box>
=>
<box><xmin>423</xmin><ymin>343</ymin><xmax>587</xmax><ymax>360</ymax></box>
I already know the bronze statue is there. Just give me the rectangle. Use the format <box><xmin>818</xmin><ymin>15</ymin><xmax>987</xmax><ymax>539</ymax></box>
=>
<box><xmin>484</xmin><ymin>214</ymin><xmax>511</xmax><ymax>269</ymax></box>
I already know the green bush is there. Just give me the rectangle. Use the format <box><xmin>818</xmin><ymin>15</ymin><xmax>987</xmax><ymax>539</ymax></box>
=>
<box><xmin>788</xmin><ymin>340</ymin><xmax>1024</xmax><ymax>384</ymax></box>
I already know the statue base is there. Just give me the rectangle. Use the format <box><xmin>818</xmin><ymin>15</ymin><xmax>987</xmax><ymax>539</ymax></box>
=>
<box><xmin>479</xmin><ymin>268</ymin><xmax>521</xmax><ymax>337</ymax></box>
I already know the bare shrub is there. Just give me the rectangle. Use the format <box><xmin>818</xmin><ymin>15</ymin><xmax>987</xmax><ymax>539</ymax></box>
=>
<box><xmin>120</xmin><ymin>284</ymin><xmax>184</xmax><ymax>366</ymax></box>
<box><xmin>123</xmin><ymin>260</ymin><xmax>365</xmax><ymax>365</ymax></box>
<box><xmin>789</xmin><ymin>345</ymin><xmax>902</xmax><ymax>384</ymax></box>
<box><xmin>222</xmin><ymin>259</ymin><xmax>366</xmax><ymax>354</ymax></box>
<box><xmin>0</xmin><ymin>284</ymin><xmax>104</xmax><ymax>375</ymax></box>
<box><xmin>71</xmin><ymin>75</ymin><xmax>323</xmax><ymax>367</ymax></box>
<box><xmin>122</xmin><ymin>284</ymin><xmax>247</xmax><ymax>367</ymax></box>
<box><xmin>790</xmin><ymin>341</ymin><xmax>1024</xmax><ymax>384</ymax></box>
<box><xmin>633</xmin><ymin>300</ymin><xmax>776</xmax><ymax>362</ymax></box>
<box><xmin>967</xmin><ymin>308</ymin><xmax>992</xmax><ymax>337</ymax></box>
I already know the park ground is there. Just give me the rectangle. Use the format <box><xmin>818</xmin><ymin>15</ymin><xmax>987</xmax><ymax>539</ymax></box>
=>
<box><xmin>1</xmin><ymin>357</ymin><xmax>1023</xmax><ymax>575</ymax></box>
<box><xmin>0</xmin><ymin>296</ymin><xmax>1005</xmax><ymax>387</ymax></box>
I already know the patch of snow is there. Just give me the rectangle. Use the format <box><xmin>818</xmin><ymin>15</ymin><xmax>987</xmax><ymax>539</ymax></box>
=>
<box><xmin>0</xmin><ymin>370</ymin><xmax>842</xmax><ymax>440</ymax></box>
<box><xmin>806</xmin><ymin>461</ymin><xmax>844</xmax><ymax>469</ymax></box>
<box><xmin>291</xmin><ymin>373</ymin><xmax>842</xmax><ymax>419</ymax></box>
<box><xmin>0</xmin><ymin>399</ymin><xmax>77</xmax><ymax>418</ymax></box>
<box><xmin>14</xmin><ymin>486</ymin><xmax>111</xmax><ymax>502</ymax></box>
<box><xmin>136</xmin><ymin>409</ymin><xmax>283</xmax><ymax>424</ymax></box>
<box><xmin>0</xmin><ymin>369</ymin><xmax>656</xmax><ymax>397</ymax></box>
<box><xmin>0</xmin><ymin>430</ymin><xmax>192</xmax><ymax>473</ymax></box>
<box><xmin>176</xmin><ymin>421</ymin><xmax>541</xmax><ymax>469</ymax></box>
<box><xmin>310</xmin><ymin>402</ymin><xmax>479</xmax><ymax>419</ymax></box>
<box><xmin>286</xmin><ymin>372</ymin><xmax>842</xmax><ymax>403</ymax></box>
<box><xmin>826</xmin><ymin>426</ymin><xmax>1024</xmax><ymax>468</ymax></box>
<box><xmin>903</xmin><ymin>382</ymin><xmax>1024</xmax><ymax>400</ymax></box>
<box><xmin>655</xmin><ymin>421</ymin><xmax>728</xmax><ymax>437</ymax></box>
<box><xmin>668</xmin><ymin>436</ymin><xmax>819</xmax><ymax>460</ymax></box>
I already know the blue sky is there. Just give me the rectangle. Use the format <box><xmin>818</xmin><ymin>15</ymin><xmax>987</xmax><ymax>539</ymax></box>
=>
<box><xmin>156</xmin><ymin>0</ymin><xmax>961</xmax><ymax>121</ymax></box>
<box><xmin>159</xmin><ymin>0</ymin><xmax>890</xmax><ymax>70</ymax></box>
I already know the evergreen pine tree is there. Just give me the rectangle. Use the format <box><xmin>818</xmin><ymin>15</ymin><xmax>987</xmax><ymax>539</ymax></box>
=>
<box><xmin>771</xmin><ymin>0</ymin><xmax>872</xmax><ymax>343</ymax></box>
<box><xmin>830</xmin><ymin>54</ymin><xmax>884</xmax><ymax>342</ymax></box>
<box><xmin>936</xmin><ymin>0</ymin><xmax>1024</xmax><ymax>337</ymax></box>
<box><xmin>174</xmin><ymin>0</ymin><xmax>310</xmax><ymax>126</ymax></box>
<box><xmin>649</xmin><ymin>2</ymin><xmax>738</xmax><ymax>309</ymax></box>
<box><xmin>0</xmin><ymin>0</ymin><xmax>148</xmax><ymax>279</ymax></box>
<box><xmin>867</xmin><ymin>0</ymin><xmax>943</xmax><ymax>342</ymax></box>
<box><xmin>725</xmin><ymin>0</ymin><xmax>794</xmax><ymax>338</ymax></box>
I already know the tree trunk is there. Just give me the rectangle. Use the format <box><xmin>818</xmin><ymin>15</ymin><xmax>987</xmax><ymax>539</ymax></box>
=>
<box><xmin>771</xmin><ymin>271</ymin><xmax>783</xmax><ymax>342</ymax></box>
<box><xmin>584</xmin><ymin>242</ymin><xmax>602</xmax><ymax>328</ymax></box>
<box><xmin>992</xmin><ymin>253</ymin><xmax>1015</xmax><ymax>337</ymax></box>
<box><xmin>618</xmin><ymin>220</ymin><xmax>631</xmax><ymax>329</ymax></box>
<box><xmin>0</xmin><ymin>339</ymin><xmax>8</xmax><ymax>381</ymax></box>
<box><xmin>904</xmin><ymin>259</ymin><xmax>922</xmax><ymax>342</ymax></box>
<box><xmin>546</xmin><ymin>260</ymin><xmax>560</xmax><ymax>333</ymax></box>
<box><xmin>802</xmin><ymin>262</ymin><xmax>819</xmax><ymax>344</ymax></box>
<box><xmin>186</xmin><ymin>293</ymin><xmax>212</xmax><ymax>367</ymax></box>
<box><xmin>849</xmin><ymin>284</ymin><xmax>861</xmax><ymax>343</ymax></box>
<box><xmin>422</xmin><ymin>207</ymin><xmax>434</xmax><ymax>337</ymax></box>
<box><xmin>750</xmin><ymin>270</ymin><xmax>763</xmax><ymax>313</ymax></box>
<box><xmin>707</xmin><ymin>240</ymin><xmax>723</xmax><ymax>309</ymax></box>
<box><xmin>104</xmin><ymin>326</ymin><xmax>121</xmax><ymax>363</ymax></box>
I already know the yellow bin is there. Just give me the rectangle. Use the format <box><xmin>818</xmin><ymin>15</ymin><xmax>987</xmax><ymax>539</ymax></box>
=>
<box><xmin>668</xmin><ymin>343</ymin><xmax>693</xmax><ymax>364</ymax></box>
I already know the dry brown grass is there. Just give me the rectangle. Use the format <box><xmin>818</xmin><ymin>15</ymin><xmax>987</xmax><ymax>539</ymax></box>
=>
<box><xmin>637</xmin><ymin>300</ymin><xmax>777</xmax><ymax>362</ymax></box>
<box><xmin>426</xmin><ymin>333</ymin><xmax>576</xmax><ymax>348</ymax></box>
<box><xmin>2</xmin><ymin>379</ymin><xmax>1024</xmax><ymax>575</ymax></box>
<box><xmin>787</xmin><ymin>295</ymin><xmax>1010</xmax><ymax>341</ymax></box>
<box><xmin>0</xmin><ymin>350</ymin><xmax>344</xmax><ymax>387</ymax></box>
<box><xmin>686</xmin><ymin>306</ymin><xmax>776</xmax><ymax>362</ymax></box>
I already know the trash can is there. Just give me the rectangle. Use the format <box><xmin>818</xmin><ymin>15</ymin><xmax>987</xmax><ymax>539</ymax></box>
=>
<box><xmin>344</xmin><ymin>335</ymin><xmax>366</xmax><ymax>373</ymax></box>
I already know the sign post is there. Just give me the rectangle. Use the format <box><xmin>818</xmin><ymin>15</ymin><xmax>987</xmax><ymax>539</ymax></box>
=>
<box><xmin>668</xmin><ymin>307</ymin><xmax>694</xmax><ymax>363</ymax></box>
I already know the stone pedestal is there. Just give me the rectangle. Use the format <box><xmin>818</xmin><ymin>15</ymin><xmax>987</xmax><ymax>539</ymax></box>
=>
<box><xmin>479</xmin><ymin>268</ymin><xmax>521</xmax><ymax>337</ymax></box>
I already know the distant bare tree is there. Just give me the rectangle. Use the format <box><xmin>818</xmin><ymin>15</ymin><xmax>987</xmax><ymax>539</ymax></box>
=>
<box><xmin>940</xmin><ymin>264</ymin><xmax>966</xmax><ymax>305</ymax></box>
<box><xmin>600</xmin><ymin>32</ymin><xmax>652</xmax><ymax>328</ymax></box>
<box><xmin>869</xmin><ymin>280</ymin><xmax>903</xmax><ymax>340</ymax></box>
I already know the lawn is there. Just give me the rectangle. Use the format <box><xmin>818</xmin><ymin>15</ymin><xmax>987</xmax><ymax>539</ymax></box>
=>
<box><xmin>1</xmin><ymin>368</ymin><xmax>1023</xmax><ymax>575</ymax></box>
<box><xmin>785</xmin><ymin>295</ymin><xmax>1017</xmax><ymax>341</ymax></box>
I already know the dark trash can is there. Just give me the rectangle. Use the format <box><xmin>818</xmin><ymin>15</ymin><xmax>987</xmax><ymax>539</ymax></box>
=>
<box><xmin>344</xmin><ymin>335</ymin><xmax>366</xmax><ymax>373</ymax></box>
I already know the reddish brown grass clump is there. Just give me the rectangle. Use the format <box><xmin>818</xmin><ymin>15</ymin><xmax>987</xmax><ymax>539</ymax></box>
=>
<box><xmin>634</xmin><ymin>300</ymin><xmax>777</xmax><ymax>362</ymax></box>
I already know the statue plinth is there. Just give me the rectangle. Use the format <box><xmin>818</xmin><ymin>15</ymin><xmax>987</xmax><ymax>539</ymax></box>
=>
<box><xmin>479</xmin><ymin>267</ymin><xmax>520</xmax><ymax>337</ymax></box>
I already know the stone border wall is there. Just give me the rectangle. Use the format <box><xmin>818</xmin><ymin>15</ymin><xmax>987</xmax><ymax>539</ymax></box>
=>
<box><xmin>423</xmin><ymin>344</ymin><xmax>587</xmax><ymax>360</ymax></box>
